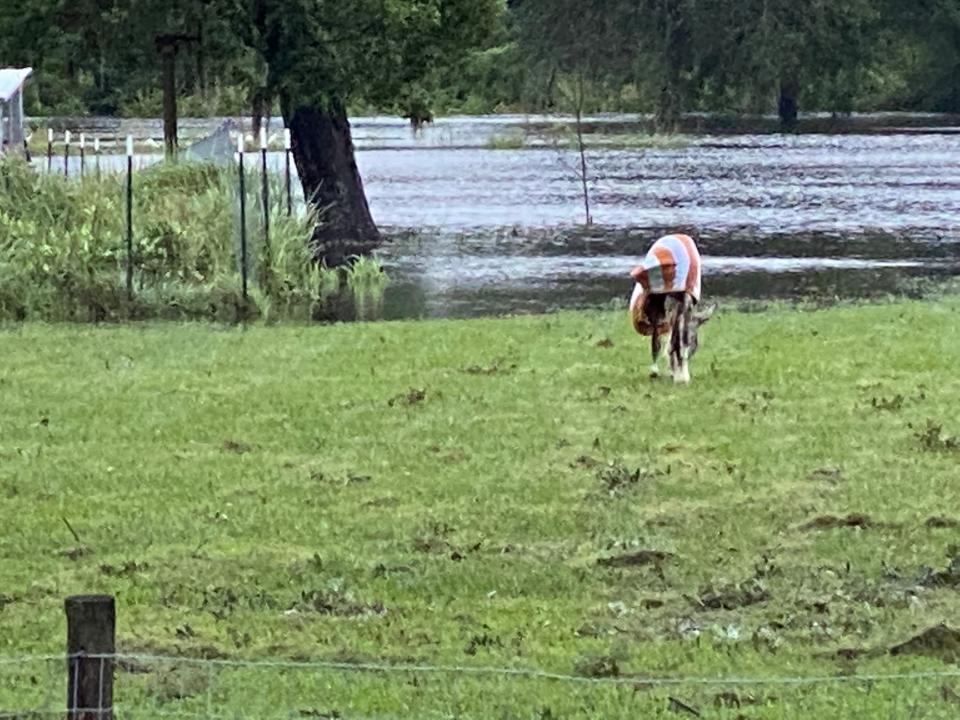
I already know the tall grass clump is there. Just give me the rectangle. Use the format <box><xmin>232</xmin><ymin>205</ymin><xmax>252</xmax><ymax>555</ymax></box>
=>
<box><xmin>345</xmin><ymin>255</ymin><xmax>390</xmax><ymax>320</ymax></box>
<box><xmin>0</xmin><ymin>156</ymin><xmax>338</xmax><ymax>322</ymax></box>
<box><xmin>487</xmin><ymin>132</ymin><xmax>525</xmax><ymax>150</ymax></box>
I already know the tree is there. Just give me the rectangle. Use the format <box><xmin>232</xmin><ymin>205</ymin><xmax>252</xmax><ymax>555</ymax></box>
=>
<box><xmin>876</xmin><ymin>0</ymin><xmax>960</xmax><ymax>112</ymax></box>
<box><xmin>692</xmin><ymin>0</ymin><xmax>880</xmax><ymax>127</ymax></box>
<box><xmin>513</xmin><ymin>0</ymin><xmax>698</xmax><ymax>129</ymax></box>
<box><xmin>242</xmin><ymin>0</ymin><xmax>501</xmax><ymax>263</ymax></box>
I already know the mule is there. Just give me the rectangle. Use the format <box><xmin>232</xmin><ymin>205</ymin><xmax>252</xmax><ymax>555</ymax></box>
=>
<box><xmin>629</xmin><ymin>234</ymin><xmax>714</xmax><ymax>383</ymax></box>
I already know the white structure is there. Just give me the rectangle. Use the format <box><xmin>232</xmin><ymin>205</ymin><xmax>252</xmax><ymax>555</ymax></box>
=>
<box><xmin>0</xmin><ymin>67</ymin><xmax>33</xmax><ymax>153</ymax></box>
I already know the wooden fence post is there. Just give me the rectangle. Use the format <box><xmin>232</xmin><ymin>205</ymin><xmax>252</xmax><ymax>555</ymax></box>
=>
<box><xmin>65</xmin><ymin>594</ymin><xmax>115</xmax><ymax>720</ymax></box>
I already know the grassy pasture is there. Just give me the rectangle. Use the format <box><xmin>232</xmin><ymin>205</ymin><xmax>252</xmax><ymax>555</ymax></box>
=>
<box><xmin>1</xmin><ymin>299</ymin><xmax>960</xmax><ymax>717</ymax></box>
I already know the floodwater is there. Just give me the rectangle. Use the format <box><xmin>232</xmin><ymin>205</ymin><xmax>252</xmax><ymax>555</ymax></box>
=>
<box><xmin>357</xmin><ymin>119</ymin><xmax>960</xmax><ymax>318</ymax></box>
<box><xmin>33</xmin><ymin>114</ymin><xmax>960</xmax><ymax>318</ymax></box>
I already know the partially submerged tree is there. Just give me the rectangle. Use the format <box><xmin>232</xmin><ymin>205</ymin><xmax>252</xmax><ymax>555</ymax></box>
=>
<box><xmin>243</xmin><ymin>0</ymin><xmax>501</xmax><ymax>264</ymax></box>
<box><xmin>3</xmin><ymin>0</ymin><xmax>498</xmax><ymax>264</ymax></box>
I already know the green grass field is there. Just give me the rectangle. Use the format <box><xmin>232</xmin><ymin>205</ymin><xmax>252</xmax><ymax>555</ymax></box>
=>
<box><xmin>2</xmin><ymin>300</ymin><xmax>960</xmax><ymax>718</ymax></box>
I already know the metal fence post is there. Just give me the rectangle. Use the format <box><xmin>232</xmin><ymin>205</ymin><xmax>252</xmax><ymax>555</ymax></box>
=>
<box><xmin>46</xmin><ymin>128</ymin><xmax>53</xmax><ymax>173</ymax></box>
<box><xmin>65</xmin><ymin>595</ymin><xmax>115</xmax><ymax>720</ymax></box>
<box><xmin>259</xmin><ymin>127</ymin><xmax>271</xmax><ymax>292</ymax></box>
<box><xmin>94</xmin><ymin>137</ymin><xmax>101</xmax><ymax>180</ymax></box>
<box><xmin>64</xmin><ymin>130</ymin><xmax>71</xmax><ymax>178</ymax></box>
<box><xmin>238</xmin><ymin>134</ymin><xmax>248</xmax><ymax>302</ymax></box>
<box><xmin>284</xmin><ymin>128</ymin><xmax>292</xmax><ymax>216</ymax></box>
<box><xmin>125</xmin><ymin>136</ymin><xmax>134</xmax><ymax>301</ymax></box>
<box><xmin>79</xmin><ymin>133</ymin><xmax>86</xmax><ymax>178</ymax></box>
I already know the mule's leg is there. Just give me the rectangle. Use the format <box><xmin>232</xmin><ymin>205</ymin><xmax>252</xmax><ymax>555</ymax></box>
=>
<box><xmin>644</xmin><ymin>295</ymin><xmax>666</xmax><ymax>378</ymax></box>
<box><xmin>650</xmin><ymin>331</ymin><xmax>662</xmax><ymax>377</ymax></box>
<box><xmin>669</xmin><ymin>300</ymin><xmax>684</xmax><ymax>382</ymax></box>
<box><xmin>674</xmin><ymin>295</ymin><xmax>693</xmax><ymax>384</ymax></box>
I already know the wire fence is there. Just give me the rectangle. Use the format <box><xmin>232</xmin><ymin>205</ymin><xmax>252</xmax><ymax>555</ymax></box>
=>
<box><xmin>18</xmin><ymin>127</ymin><xmax>303</xmax><ymax>311</ymax></box>
<box><xmin>3</xmin><ymin>652</ymin><xmax>960</xmax><ymax>720</ymax></box>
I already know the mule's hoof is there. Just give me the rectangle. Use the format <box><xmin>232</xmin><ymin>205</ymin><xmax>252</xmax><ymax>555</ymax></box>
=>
<box><xmin>672</xmin><ymin>367</ymin><xmax>691</xmax><ymax>384</ymax></box>
<box><xmin>649</xmin><ymin>364</ymin><xmax>660</xmax><ymax>379</ymax></box>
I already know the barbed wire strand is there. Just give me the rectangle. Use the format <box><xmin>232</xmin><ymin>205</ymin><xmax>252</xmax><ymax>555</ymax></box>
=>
<box><xmin>2</xmin><ymin>653</ymin><xmax>959</xmax><ymax>688</ymax></box>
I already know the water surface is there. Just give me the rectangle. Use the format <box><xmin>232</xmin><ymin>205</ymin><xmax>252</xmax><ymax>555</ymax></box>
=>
<box><xmin>34</xmin><ymin>114</ymin><xmax>960</xmax><ymax>318</ymax></box>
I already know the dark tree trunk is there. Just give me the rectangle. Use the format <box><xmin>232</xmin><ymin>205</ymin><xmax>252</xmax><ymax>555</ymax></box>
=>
<box><xmin>778</xmin><ymin>79</ymin><xmax>799</xmax><ymax>129</ymax></box>
<box><xmin>284</xmin><ymin>98</ymin><xmax>381</xmax><ymax>266</ymax></box>
<box><xmin>160</xmin><ymin>44</ymin><xmax>178</xmax><ymax>157</ymax></box>
<box><xmin>654</xmin><ymin>0</ymin><xmax>687</xmax><ymax>132</ymax></box>
<box><xmin>656</xmin><ymin>84</ymin><xmax>680</xmax><ymax>131</ymax></box>
<box><xmin>196</xmin><ymin>18</ymin><xmax>207</xmax><ymax>101</ymax></box>
<box><xmin>251</xmin><ymin>89</ymin><xmax>266</xmax><ymax>140</ymax></box>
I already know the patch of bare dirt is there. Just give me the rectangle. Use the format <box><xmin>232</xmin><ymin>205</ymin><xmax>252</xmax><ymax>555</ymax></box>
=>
<box><xmin>918</xmin><ymin>552</ymin><xmax>960</xmax><ymax>587</ymax></box>
<box><xmin>695</xmin><ymin>580</ymin><xmax>770</xmax><ymax>611</ymax></box>
<box><xmin>388</xmin><ymin>387</ymin><xmax>427</xmax><ymax>407</ymax></box>
<box><xmin>800</xmin><ymin>513</ymin><xmax>872</xmax><ymax>531</ymax></box>
<box><xmin>573</xmin><ymin>654</ymin><xmax>620</xmax><ymax>678</ymax></box>
<box><xmin>55</xmin><ymin>546</ymin><xmax>91</xmax><ymax>561</ymax></box>
<box><xmin>221</xmin><ymin>439</ymin><xmax>253</xmax><ymax>454</ymax></box>
<box><xmin>889</xmin><ymin>624</ymin><xmax>960</xmax><ymax>663</ymax></box>
<box><xmin>597</xmin><ymin>550</ymin><xmax>673</xmax><ymax>568</ymax></box>
<box><xmin>100</xmin><ymin>560</ymin><xmax>149</xmax><ymax>577</ymax></box>
<box><xmin>807</xmin><ymin>467</ymin><xmax>843</xmax><ymax>483</ymax></box>
<box><xmin>571</xmin><ymin>454</ymin><xmax>603</xmax><ymax>468</ymax></box>
<box><xmin>462</xmin><ymin>360</ymin><xmax>516</xmax><ymax>375</ymax></box>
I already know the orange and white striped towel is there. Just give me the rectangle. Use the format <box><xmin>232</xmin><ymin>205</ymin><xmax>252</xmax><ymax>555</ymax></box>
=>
<box><xmin>629</xmin><ymin>234</ymin><xmax>702</xmax><ymax>336</ymax></box>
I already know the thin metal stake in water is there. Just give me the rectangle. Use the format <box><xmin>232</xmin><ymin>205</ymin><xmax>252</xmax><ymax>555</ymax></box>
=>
<box><xmin>46</xmin><ymin>128</ymin><xmax>53</xmax><ymax>173</ymax></box>
<box><xmin>64</xmin><ymin>130</ymin><xmax>71</xmax><ymax>178</ymax></box>
<box><xmin>125</xmin><ymin>136</ymin><xmax>134</xmax><ymax>301</ymax></box>
<box><xmin>238</xmin><ymin>135</ymin><xmax>248</xmax><ymax>302</ymax></box>
<box><xmin>284</xmin><ymin>128</ymin><xmax>292</xmax><ymax>215</ymax></box>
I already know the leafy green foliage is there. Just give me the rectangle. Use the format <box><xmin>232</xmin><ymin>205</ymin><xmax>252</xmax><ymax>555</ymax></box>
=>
<box><xmin>244</xmin><ymin>0</ymin><xmax>502</xmax><ymax>116</ymax></box>
<box><xmin>3</xmin><ymin>1</ymin><xmax>960</xmax><ymax>120</ymax></box>
<box><xmin>0</xmin><ymin>158</ymin><xmax>334</xmax><ymax>321</ymax></box>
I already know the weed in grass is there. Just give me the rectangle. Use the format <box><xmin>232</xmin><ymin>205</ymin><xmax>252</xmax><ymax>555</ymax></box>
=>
<box><xmin>913</xmin><ymin>420</ymin><xmax>960</xmax><ymax>452</ymax></box>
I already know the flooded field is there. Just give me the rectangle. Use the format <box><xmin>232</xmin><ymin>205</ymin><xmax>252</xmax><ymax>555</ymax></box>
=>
<box><xmin>31</xmin><ymin>114</ymin><xmax>960</xmax><ymax>318</ymax></box>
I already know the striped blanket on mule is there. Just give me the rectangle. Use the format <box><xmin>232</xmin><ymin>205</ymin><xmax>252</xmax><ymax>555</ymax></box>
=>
<box><xmin>629</xmin><ymin>233</ymin><xmax>702</xmax><ymax>336</ymax></box>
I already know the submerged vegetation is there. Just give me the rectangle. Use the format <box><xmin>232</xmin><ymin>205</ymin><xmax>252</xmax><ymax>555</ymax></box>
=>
<box><xmin>0</xmin><ymin>159</ymin><xmax>387</xmax><ymax>323</ymax></box>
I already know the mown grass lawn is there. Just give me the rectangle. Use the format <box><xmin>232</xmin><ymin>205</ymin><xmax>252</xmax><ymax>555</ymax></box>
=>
<box><xmin>2</xmin><ymin>299</ymin><xmax>959</xmax><ymax>718</ymax></box>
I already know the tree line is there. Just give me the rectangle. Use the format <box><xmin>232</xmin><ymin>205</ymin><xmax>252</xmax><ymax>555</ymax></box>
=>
<box><xmin>4</xmin><ymin>1</ymin><xmax>959</xmax><ymax>126</ymax></box>
<box><xmin>2</xmin><ymin>0</ymin><xmax>958</xmax><ymax>259</ymax></box>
